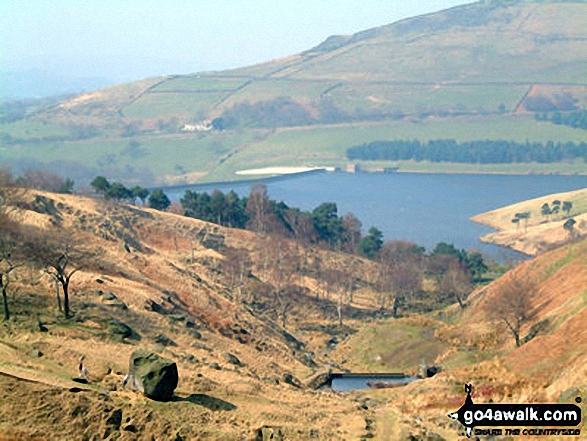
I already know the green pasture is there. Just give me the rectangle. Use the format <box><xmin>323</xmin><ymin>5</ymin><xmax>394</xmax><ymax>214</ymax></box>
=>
<box><xmin>122</xmin><ymin>92</ymin><xmax>227</xmax><ymax>119</ymax></box>
<box><xmin>0</xmin><ymin>119</ymin><xmax>72</xmax><ymax>140</ymax></box>
<box><xmin>328</xmin><ymin>84</ymin><xmax>529</xmax><ymax>115</ymax></box>
<box><xmin>151</xmin><ymin>76</ymin><xmax>248</xmax><ymax>92</ymax></box>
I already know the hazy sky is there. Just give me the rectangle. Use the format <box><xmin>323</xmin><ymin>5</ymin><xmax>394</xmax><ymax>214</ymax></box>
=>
<box><xmin>1</xmin><ymin>0</ymin><xmax>471</xmax><ymax>84</ymax></box>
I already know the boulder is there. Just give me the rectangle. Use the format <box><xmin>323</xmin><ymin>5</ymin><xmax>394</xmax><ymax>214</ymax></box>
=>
<box><xmin>127</xmin><ymin>350</ymin><xmax>178</xmax><ymax>401</ymax></box>
<box><xmin>255</xmin><ymin>425</ymin><xmax>283</xmax><ymax>441</ymax></box>
<box><xmin>283</xmin><ymin>373</ymin><xmax>302</xmax><ymax>388</ymax></box>
<box><xmin>154</xmin><ymin>334</ymin><xmax>177</xmax><ymax>347</ymax></box>
<box><xmin>108</xmin><ymin>320</ymin><xmax>136</xmax><ymax>341</ymax></box>
<box><xmin>222</xmin><ymin>352</ymin><xmax>244</xmax><ymax>366</ymax></box>
<box><xmin>306</xmin><ymin>370</ymin><xmax>332</xmax><ymax>390</ymax></box>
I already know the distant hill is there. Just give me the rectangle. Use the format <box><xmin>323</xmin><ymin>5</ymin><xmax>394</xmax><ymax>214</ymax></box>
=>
<box><xmin>1</xmin><ymin>0</ymin><xmax>586</xmax><ymax>184</ymax></box>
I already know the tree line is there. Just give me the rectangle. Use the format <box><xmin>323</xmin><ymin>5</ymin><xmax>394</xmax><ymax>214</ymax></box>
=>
<box><xmin>347</xmin><ymin>139</ymin><xmax>587</xmax><ymax>163</ymax></box>
<box><xmin>535</xmin><ymin>111</ymin><xmax>587</xmax><ymax>131</ymax></box>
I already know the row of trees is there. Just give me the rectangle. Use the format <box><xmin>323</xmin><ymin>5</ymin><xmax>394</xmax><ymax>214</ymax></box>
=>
<box><xmin>90</xmin><ymin>176</ymin><xmax>170</xmax><ymax>210</ymax></box>
<box><xmin>180</xmin><ymin>184</ymin><xmax>385</xmax><ymax>254</ymax></box>
<box><xmin>540</xmin><ymin>199</ymin><xmax>572</xmax><ymax>221</ymax></box>
<box><xmin>0</xmin><ymin>168</ymin><xmax>75</xmax><ymax>194</ymax></box>
<box><xmin>347</xmin><ymin>139</ymin><xmax>587</xmax><ymax>163</ymax></box>
<box><xmin>535</xmin><ymin>110</ymin><xmax>587</xmax><ymax>131</ymax></box>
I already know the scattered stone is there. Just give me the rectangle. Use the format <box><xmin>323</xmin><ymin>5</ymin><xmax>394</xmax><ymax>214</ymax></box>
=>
<box><xmin>123</xmin><ymin>424</ymin><xmax>137</xmax><ymax>433</ymax></box>
<box><xmin>222</xmin><ymin>352</ymin><xmax>244</xmax><ymax>366</ymax></box>
<box><xmin>558</xmin><ymin>387</ymin><xmax>581</xmax><ymax>403</ymax></box>
<box><xmin>31</xmin><ymin>349</ymin><xmax>43</xmax><ymax>358</ymax></box>
<box><xmin>306</xmin><ymin>370</ymin><xmax>332</xmax><ymax>390</ymax></box>
<box><xmin>72</xmin><ymin>378</ymin><xmax>89</xmax><ymax>384</ymax></box>
<box><xmin>187</xmin><ymin>329</ymin><xmax>202</xmax><ymax>340</ymax></box>
<box><xmin>154</xmin><ymin>334</ymin><xmax>177</xmax><ymax>347</ymax></box>
<box><xmin>255</xmin><ymin>425</ymin><xmax>283</xmax><ymax>441</ymax></box>
<box><xmin>208</xmin><ymin>362</ymin><xmax>221</xmax><ymax>370</ymax></box>
<box><xmin>283</xmin><ymin>373</ymin><xmax>302</xmax><ymax>388</ymax></box>
<box><xmin>185</xmin><ymin>321</ymin><xmax>197</xmax><ymax>329</ymax></box>
<box><xmin>184</xmin><ymin>354</ymin><xmax>198</xmax><ymax>363</ymax></box>
<box><xmin>103</xmin><ymin>292</ymin><xmax>117</xmax><ymax>301</ymax></box>
<box><xmin>96</xmin><ymin>279</ymin><xmax>104</xmax><ymax>284</ymax></box>
<box><xmin>107</xmin><ymin>320</ymin><xmax>135</xmax><ymax>341</ymax></box>
<box><xmin>106</xmin><ymin>409</ymin><xmax>123</xmax><ymax>430</ymax></box>
<box><xmin>419</xmin><ymin>364</ymin><xmax>442</xmax><ymax>378</ymax></box>
<box><xmin>425</xmin><ymin>432</ymin><xmax>445</xmax><ymax>441</ymax></box>
<box><xmin>145</xmin><ymin>299</ymin><xmax>166</xmax><ymax>314</ymax></box>
<box><xmin>310</xmin><ymin>429</ymin><xmax>319</xmax><ymax>438</ymax></box>
<box><xmin>126</xmin><ymin>350</ymin><xmax>178</xmax><ymax>402</ymax></box>
<box><xmin>38</xmin><ymin>321</ymin><xmax>49</xmax><ymax>333</ymax></box>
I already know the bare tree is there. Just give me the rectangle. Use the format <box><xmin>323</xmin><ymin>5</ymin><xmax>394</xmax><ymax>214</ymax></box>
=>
<box><xmin>265</xmin><ymin>238</ymin><xmax>297</xmax><ymax>328</ymax></box>
<box><xmin>489</xmin><ymin>273</ymin><xmax>537</xmax><ymax>347</ymax></box>
<box><xmin>221</xmin><ymin>247</ymin><xmax>250</xmax><ymax>302</ymax></box>
<box><xmin>0</xmin><ymin>239</ymin><xmax>23</xmax><ymax>321</ymax></box>
<box><xmin>40</xmin><ymin>240</ymin><xmax>81</xmax><ymax>318</ymax></box>
<box><xmin>389</xmin><ymin>262</ymin><xmax>423</xmax><ymax>318</ymax></box>
<box><xmin>440</xmin><ymin>260</ymin><xmax>473</xmax><ymax>308</ymax></box>
<box><xmin>341</xmin><ymin>213</ymin><xmax>362</xmax><ymax>253</ymax></box>
<box><xmin>324</xmin><ymin>267</ymin><xmax>355</xmax><ymax>328</ymax></box>
<box><xmin>246</xmin><ymin>184</ymin><xmax>274</xmax><ymax>234</ymax></box>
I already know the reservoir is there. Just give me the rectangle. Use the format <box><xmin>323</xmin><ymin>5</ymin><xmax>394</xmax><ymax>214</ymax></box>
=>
<box><xmin>166</xmin><ymin>172</ymin><xmax>587</xmax><ymax>259</ymax></box>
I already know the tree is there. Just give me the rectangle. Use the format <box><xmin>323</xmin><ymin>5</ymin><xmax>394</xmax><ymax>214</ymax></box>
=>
<box><xmin>389</xmin><ymin>262</ymin><xmax>423</xmax><ymax>318</ymax></box>
<box><xmin>563</xmin><ymin>218</ymin><xmax>577</xmax><ymax>238</ymax></box>
<box><xmin>105</xmin><ymin>182</ymin><xmax>133</xmax><ymax>202</ymax></box>
<box><xmin>41</xmin><ymin>242</ymin><xmax>80</xmax><ymax>318</ymax></box>
<box><xmin>466</xmin><ymin>251</ymin><xmax>487</xmax><ymax>281</ymax></box>
<box><xmin>341</xmin><ymin>213</ymin><xmax>362</xmax><ymax>253</ymax></box>
<box><xmin>489</xmin><ymin>273</ymin><xmax>536</xmax><ymax>347</ymax></box>
<box><xmin>149</xmin><ymin>189</ymin><xmax>171</xmax><ymax>211</ymax></box>
<box><xmin>246</xmin><ymin>184</ymin><xmax>274</xmax><ymax>234</ymax></box>
<box><xmin>58</xmin><ymin>178</ymin><xmax>75</xmax><ymax>194</ymax></box>
<box><xmin>440</xmin><ymin>261</ymin><xmax>473</xmax><ymax>308</ymax></box>
<box><xmin>311</xmin><ymin>202</ymin><xmax>344</xmax><ymax>248</ymax></box>
<box><xmin>431</xmin><ymin>242</ymin><xmax>466</xmax><ymax>262</ymax></box>
<box><xmin>131</xmin><ymin>186</ymin><xmax>150</xmax><ymax>205</ymax></box>
<box><xmin>562</xmin><ymin>201</ymin><xmax>573</xmax><ymax>217</ymax></box>
<box><xmin>211</xmin><ymin>117</ymin><xmax>226</xmax><ymax>131</ymax></box>
<box><xmin>514</xmin><ymin>212</ymin><xmax>530</xmax><ymax>232</ymax></box>
<box><xmin>324</xmin><ymin>267</ymin><xmax>355</xmax><ymax>328</ymax></box>
<box><xmin>0</xmin><ymin>221</ymin><xmax>22</xmax><ymax>321</ymax></box>
<box><xmin>358</xmin><ymin>227</ymin><xmax>383</xmax><ymax>259</ymax></box>
<box><xmin>91</xmin><ymin>176</ymin><xmax>111</xmax><ymax>195</ymax></box>
<box><xmin>221</xmin><ymin>247</ymin><xmax>250</xmax><ymax>303</ymax></box>
<box><xmin>541</xmin><ymin>203</ymin><xmax>551</xmax><ymax>221</ymax></box>
<box><xmin>210</xmin><ymin>190</ymin><xmax>228</xmax><ymax>225</ymax></box>
<box><xmin>265</xmin><ymin>238</ymin><xmax>297</xmax><ymax>328</ymax></box>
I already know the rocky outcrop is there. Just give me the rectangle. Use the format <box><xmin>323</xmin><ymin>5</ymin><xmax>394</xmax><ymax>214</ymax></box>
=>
<box><xmin>126</xmin><ymin>350</ymin><xmax>178</xmax><ymax>401</ymax></box>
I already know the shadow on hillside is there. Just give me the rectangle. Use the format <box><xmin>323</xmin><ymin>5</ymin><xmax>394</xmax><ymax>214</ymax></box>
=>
<box><xmin>173</xmin><ymin>393</ymin><xmax>236</xmax><ymax>411</ymax></box>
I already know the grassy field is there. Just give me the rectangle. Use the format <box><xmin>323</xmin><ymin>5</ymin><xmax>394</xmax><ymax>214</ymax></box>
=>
<box><xmin>202</xmin><ymin>115</ymin><xmax>587</xmax><ymax>181</ymax></box>
<box><xmin>122</xmin><ymin>92</ymin><xmax>228</xmax><ymax>119</ymax></box>
<box><xmin>0</xmin><ymin>119</ymin><xmax>73</xmax><ymax>140</ymax></box>
<box><xmin>329</xmin><ymin>83</ymin><xmax>529</xmax><ymax>115</ymax></box>
<box><xmin>2</xmin><ymin>115</ymin><xmax>585</xmax><ymax>184</ymax></box>
<box><xmin>151</xmin><ymin>75</ymin><xmax>248</xmax><ymax>92</ymax></box>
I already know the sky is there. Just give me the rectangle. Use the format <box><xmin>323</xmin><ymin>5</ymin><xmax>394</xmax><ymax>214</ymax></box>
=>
<box><xmin>0</xmin><ymin>0</ymin><xmax>471</xmax><ymax>96</ymax></box>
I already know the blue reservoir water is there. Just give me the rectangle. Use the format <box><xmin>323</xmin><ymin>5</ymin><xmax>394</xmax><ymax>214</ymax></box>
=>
<box><xmin>166</xmin><ymin>172</ymin><xmax>587</xmax><ymax>260</ymax></box>
<box><xmin>330</xmin><ymin>375</ymin><xmax>420</xmax><ymax>392</ymax></box>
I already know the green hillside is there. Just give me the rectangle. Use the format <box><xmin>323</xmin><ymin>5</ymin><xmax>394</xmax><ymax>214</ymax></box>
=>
<box><xmin>1</xmin><ymin>0</ymin><xmax>586</xmax><ymax>185</ymax></box>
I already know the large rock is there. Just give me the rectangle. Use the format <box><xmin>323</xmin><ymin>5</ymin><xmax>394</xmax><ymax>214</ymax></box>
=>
<box><xmin>127</xmin><ymin>350</ymin><xmax>178</xmax><ymax>401</ymax></box>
